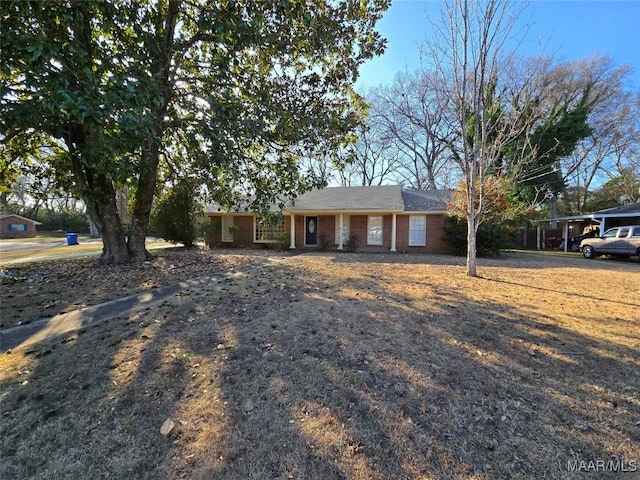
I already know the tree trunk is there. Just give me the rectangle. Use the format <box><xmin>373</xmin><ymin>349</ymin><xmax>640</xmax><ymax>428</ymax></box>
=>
<box><xmin>466</xmin><ymin>213</ymin><xmax>478</xmax><ymax>277</ymax></box>
<box><xmin>426</xmin><ymin>169</ymin><xmax>437</xmax><ymax>189</ymax></box>
<box><xmin>549</xmin><ymin>195</ymin><xmax>558</xmax><ymax>228</ymax></box>
<box><xmin>127</xmin><ymin>143</ymin><xmax>161</xmax><ymax>261</ymax></box>
<box><xmin>66</xmin><ymin>122</ymin><xmax>131</xmax><ymax>264</ymax></box>
<box><xmin>97</xmin><ymin>211</ymin><xmax>130</xmax><ymax>264</ymax></box>
<box><xmin>82</xmin><ymin>172</ymin><xmax>131</xmax><ymax>264</ymax></box>
<box><xmin>125</xmin><ymin>1</ymin><xmax>178</xmax><ymax>261</ymax></box>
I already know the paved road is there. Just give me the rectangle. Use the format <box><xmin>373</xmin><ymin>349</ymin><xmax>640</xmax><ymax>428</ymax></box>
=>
<box><xmin>0</xmin><ymin>237</ymin><xmax>103</xmax><ymax>252</ymax></box>
<box><xmin>0</xmin><ymin>237</ymin><xmax>171</xmax><ymax>265</ymax></box>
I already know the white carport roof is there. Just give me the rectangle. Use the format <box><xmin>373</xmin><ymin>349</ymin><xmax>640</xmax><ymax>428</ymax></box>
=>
<box><xmin>533</xmin><ymin>202</ymin><xmax>640</xmax><ymax>224</ymax></box>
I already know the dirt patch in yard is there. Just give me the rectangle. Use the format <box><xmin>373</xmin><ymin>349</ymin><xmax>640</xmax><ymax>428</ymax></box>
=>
<box><xmin>0</xmin><ymin>250</ymin><xmax>638</xmax><ymax>479</ymax></box>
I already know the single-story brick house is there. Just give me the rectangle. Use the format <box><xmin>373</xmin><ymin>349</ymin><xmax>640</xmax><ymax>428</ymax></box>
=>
<box><xmin>0</xmin><ymin>214</ymin><xmax>42</xmax><ymax>239</ymax></box>
<box><xmin>205</xmin><ymin>185</ymin><xmax>453</xmax><ymax>253</ymax></box>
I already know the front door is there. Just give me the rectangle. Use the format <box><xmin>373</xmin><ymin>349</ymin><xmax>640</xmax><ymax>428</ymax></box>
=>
<box><xmin>305</xmin><ymin>216</ymin><xmax>318</xmax><ymax>246</ymax></box>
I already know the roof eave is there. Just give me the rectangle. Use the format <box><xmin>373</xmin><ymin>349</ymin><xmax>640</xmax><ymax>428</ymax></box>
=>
<box><xmin>283</xmin><ymin>209</ymin><xmax>405</xmax><ymax>215</ymax></box>
<box><xmin>534</xmin><ymin>211</ymin><xmax>640</xmax><ymax>223</ymax></box>
<box><xmin>404</xmin><ymin>210</ymin><xmax>449</xmax><ymax>215</ymax></box>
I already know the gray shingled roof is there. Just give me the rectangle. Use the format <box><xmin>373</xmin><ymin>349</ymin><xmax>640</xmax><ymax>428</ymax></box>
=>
<box><xmin>204</xmin><ymin>196</ymin><xmax>280</xmax><ymax>214</ymax></box>
<box><xmin>286</xmin><ymin>185</ymin><xmax>405</xmax><ymax>212</ymax></box>
<box><xmin>594</xmin><ymin>202</ymin><xmax>640</xmax><ymax>215</ymax></box>
<box><xmin>206</xmin><ymin>186</ymin><xmax>454</xmax><ymax>214</ymax></box>
<box><xmin>401</xmin><ymin>189</ymin><xmax>453</xmax><ymax>212</ymax></box>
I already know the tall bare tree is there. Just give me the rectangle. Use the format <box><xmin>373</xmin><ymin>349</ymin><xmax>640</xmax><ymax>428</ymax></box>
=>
<box><xmin>426</xmin><ymin>0</ymin><xmax>540</xmax><ymax>276</ymax></box>
<box><xmin>337</xmin><ymin>120</ymin><xmax>400</xmax><ymax>186</ymax></box>
<box><xmin>561</xmin><ymin>58</ymin><xmax>639</xmax><ymax>211</ymax></box>
<box><xmin>369</xmin><ymin>71</ymin><xmax>456</xmax><ymax>189</ymax></box>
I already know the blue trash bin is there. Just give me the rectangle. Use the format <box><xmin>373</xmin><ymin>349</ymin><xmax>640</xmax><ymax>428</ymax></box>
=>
<box><xmin>66</xmin><ymin>233</ymin><xmax>79</xmax><ymax>245</ymax></box>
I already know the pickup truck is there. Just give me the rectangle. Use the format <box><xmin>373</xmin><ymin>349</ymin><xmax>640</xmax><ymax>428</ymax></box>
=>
<box><xmin>580</xmin><ymin>225</ymin><xmax>640</xmax><ymax>259</ymax></box>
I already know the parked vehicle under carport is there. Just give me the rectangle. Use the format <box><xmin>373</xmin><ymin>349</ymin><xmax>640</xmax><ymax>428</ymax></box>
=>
<box><xmin>579</xmin><ymin>225</ymin><xmax>640</xmax><ymax>259</ymax></box>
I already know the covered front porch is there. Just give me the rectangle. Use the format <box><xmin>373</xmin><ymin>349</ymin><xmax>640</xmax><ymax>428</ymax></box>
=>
<box><xmin>285</xmin><ymin>212</ymin><xmax>400</xmax><ymax>252</ymax></box>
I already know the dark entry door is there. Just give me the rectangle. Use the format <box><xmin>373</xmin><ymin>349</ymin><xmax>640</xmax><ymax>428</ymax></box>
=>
<box><xmin>305</xmin><ymin>216</ymin><xmax>318</xmax><ymax>246</ymax></box>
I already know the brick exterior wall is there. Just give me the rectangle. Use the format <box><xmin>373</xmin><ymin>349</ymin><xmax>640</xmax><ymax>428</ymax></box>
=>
<box><xmin>231</xmin><ymin>216</ymin><xmax>255</xmax><ymax>246</ymax></box>
<box><xmin>348</xmin><ymin>215</ymin><xmax>368</xmax><ymax>248</ymax></box>
<box><xmin>294</xmin><ymin>215</ymin><xmax>304</xmax><ymax>247</ymax></box>
<box><xmin>395</xmin><ymin>214</ymin><xmax>449</xmax><ymax>253</ymax></box>
<box><xmin>293</xmin><ymin>215</ymin><xmax>336</xmax><ymax>247</ymax></box>
<box><xmin>207</xmin><ymin>215</ymin><xmax>291</xmax><ymax>248</ymax></box>
<box><xmin>319</xmin><ymin>215</ymin><xmax>335</xmax><ymax>245</ymax></box>
<box><xmin>207</xmin><ymin>212</ymin><xmax>450</xmax><ymax>254</ymax></box>
<box><xmin>0</xmin><ymin>216</ymin><xmax>38</xmax><ymax>239</ymax></box>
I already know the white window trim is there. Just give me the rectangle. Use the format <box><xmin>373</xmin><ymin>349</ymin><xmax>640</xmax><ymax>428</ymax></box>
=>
<box><xmin>408</xmin><ymin>215</ymin><xmax>426</xmax><ymax>246</ymax></box>
<box><xmin>367</xmin><ymin>215</ymin><xmax>383</xmax><ymax>245</ymax></box>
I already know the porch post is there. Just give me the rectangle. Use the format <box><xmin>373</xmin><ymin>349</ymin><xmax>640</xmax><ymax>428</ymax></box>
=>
<box><xmin>337</xmin><ymin>214</ymin><xmax>344</xmax><ymax>250</ymax></box>
<box><xmin>289</xmin><ymin>214</ymin><xmax>296</xmax><ymax>249</ymax></box>
<box><xmin>563</xmin><ymin>222</ymin><xmax>569</xmax><ymax>252</ymax></box>
<box><xmin>390</xmin><ymin>213</ymin><xmax>397</xmax><ymax>252</ymax></box>
<box><xmin>536</xmin><ymin>224</ymin><xmax>541</xmax><ymax>250</ymax></box>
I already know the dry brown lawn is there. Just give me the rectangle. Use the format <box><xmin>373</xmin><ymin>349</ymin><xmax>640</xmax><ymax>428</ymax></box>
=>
<box><xmin>1</xmin><ymin>249</ymin><xmax>639</xmax><ymax>479</ymax></box>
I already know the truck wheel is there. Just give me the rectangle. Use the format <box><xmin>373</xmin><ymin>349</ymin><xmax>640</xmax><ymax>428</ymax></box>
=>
<box><xmin>583</xmin><ymin>245</ymin><xmax>596</xmax><ymax>259</ymax></box>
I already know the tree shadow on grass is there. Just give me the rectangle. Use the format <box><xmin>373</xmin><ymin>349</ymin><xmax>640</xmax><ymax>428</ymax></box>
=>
<box><xmin>168</xmin><ymin>259</ymin><xmax>640</xmax><ymax>479</ymax></box>
<box><xmin>1</xmin><ymin>255</ymin><xmax>638</xmax><ymax>479</ymax></box>
<box><xmin>325</xmin><ymin>250</ymin><xmax>640</xmax><ymax>272</ymax></box>
<box><xmin>315</xmin><ymin>262</ymin><xmax>640</xmax><ymax>479</ymax></box>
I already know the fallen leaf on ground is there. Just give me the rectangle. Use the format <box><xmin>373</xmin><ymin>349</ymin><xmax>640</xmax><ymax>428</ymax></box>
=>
<box><xmin>160</xmin><ymin>418</ymin><xmax>175</xmax><ymax>435</ymax></box>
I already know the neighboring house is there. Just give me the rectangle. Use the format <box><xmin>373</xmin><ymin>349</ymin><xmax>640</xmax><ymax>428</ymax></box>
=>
<box><xmin>206</xmin><ymin>185</ymin><xmax>453</xmax><ymax>254</ymax></box>
<box><xmin>0</xmin><ymin>214</ymin><xmax>42</xmax><ymax>239</ymax></box>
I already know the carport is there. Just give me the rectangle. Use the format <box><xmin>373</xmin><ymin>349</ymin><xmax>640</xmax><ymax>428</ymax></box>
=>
<box><xmin>533</xmin><ymin>202</ymin><xmax>640</xmax><ymax>252</ymax></box>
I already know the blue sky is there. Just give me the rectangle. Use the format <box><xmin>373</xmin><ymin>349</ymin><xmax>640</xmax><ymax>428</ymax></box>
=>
<box><xmin>356</xmin><ymin>0</ymin><xmax>640</xmax><ymax>91</ymax></box>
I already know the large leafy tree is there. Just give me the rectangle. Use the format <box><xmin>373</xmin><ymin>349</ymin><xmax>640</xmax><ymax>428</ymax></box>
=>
<box><xmin>563</xmin><ymin>59</ymin><xmax>638</xmax><ymax>213</ymax></box>
<box><xmin>1</xmin><ymin>0</ymin><xmax>388</xmax><ymax>263</ymax></box>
